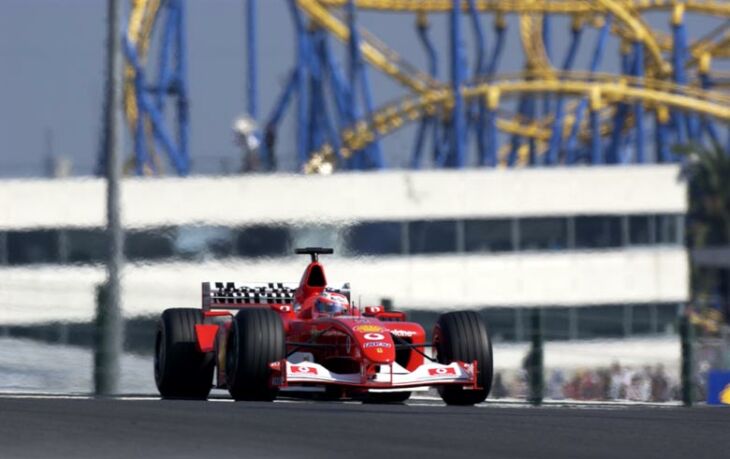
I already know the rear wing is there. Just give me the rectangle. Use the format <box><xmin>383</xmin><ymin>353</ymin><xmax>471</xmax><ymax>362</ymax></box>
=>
<box><xmin>201</xmin><ymin>282</ymin><xmax>351</xmax><ymax>310</ymax></box>
<box><xmin>202</xmin><ymin>282</ymin><xmax>296</xmax><ymax>310</ymax></box>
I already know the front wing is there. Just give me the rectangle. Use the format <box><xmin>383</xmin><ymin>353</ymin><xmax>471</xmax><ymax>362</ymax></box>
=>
<box><xmin>270</xmin><ymin>360</ymin><xmax>479</xmax><ymax>390</ymax></box>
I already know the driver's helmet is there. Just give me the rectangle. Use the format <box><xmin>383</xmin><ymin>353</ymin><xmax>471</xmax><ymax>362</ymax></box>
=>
<box><xmin>314</xmin><ymin>292</ymin><xmax>349</xmax><ymax>316</ymax></box>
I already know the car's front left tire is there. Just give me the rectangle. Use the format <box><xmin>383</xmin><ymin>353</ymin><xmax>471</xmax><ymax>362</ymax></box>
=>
<box><xmin>433</xmin><ymin>310</ymin><xmax>493</xmax><ymax>406</ymax></box>
<box><xmin>226</xmin><ymin>308</ymin><xmax>285</xmax><ymax>401</ymax></box>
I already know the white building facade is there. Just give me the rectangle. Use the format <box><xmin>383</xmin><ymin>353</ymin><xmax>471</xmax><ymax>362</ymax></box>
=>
<box><xmin>0</xmin><ymin>166</ymin><xmax>688</xmax><ymax>339</ymax></box>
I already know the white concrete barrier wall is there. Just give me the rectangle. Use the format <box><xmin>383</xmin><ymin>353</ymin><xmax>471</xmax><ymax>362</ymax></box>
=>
<box><xmin>0</xmin><ymin>248</ymin><xmax>688</xmax><ymax>324</ymax></box>
<box><xmin>0</xmin><ymin>165</ymin><xmax>685</xmax><ymax>229</ymax></box>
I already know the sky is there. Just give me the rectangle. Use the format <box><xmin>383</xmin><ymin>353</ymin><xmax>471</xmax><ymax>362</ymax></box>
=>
<box><xmin>0</xmin><ymin>0</ymin><xmax>723</xmax><ymax>177</ymax></box>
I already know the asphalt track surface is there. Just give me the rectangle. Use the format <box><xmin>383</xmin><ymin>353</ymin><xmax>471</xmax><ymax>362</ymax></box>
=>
<box><xmin>0</xmin><ymin>396</ymin><xmax>727</xmax><ymax>459</ymax></box>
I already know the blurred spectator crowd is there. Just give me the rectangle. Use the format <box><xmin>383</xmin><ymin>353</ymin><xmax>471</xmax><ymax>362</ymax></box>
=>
<box><xmin>490</xmin><ymin>362</ymin><xmax>677</xmax><ymax>402</ymax></box>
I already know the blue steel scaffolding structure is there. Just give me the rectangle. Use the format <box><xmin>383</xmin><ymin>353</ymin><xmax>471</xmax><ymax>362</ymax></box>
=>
<box><xmin>111</xmin><ymin>0</ymin><xmax>730</xmax><ymax>176</ymax></box>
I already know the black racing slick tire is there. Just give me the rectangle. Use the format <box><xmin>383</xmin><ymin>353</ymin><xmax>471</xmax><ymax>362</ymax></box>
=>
<box><xmin>226</xmin><ymin>308</ymin><xmax>285</xmax><ymax>401</ymax></box>
<box><xmin>154</xmin><ymin>308</ymin><xmax>214</xmax><ymax>400</ymax></box>
<box><xmin>433</xmin><ymin>311</ymin><xmax>493</xmax><ymax>406</ymax></box>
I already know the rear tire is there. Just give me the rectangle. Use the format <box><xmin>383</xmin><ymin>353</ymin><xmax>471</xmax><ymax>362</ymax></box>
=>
<box><xmin>226</xmin><ymin>308</ymin><xmax>285</xmax><ymax>401</ymax></box>
<box><xmin>154</xmin><ymin>308</ymin><xmax>214</xmax><ymax>400</ymax></box>
<box><xmin>433</xmin><ymin>311</ymin><xmax>493</xmax><ymax>406</ymax></box>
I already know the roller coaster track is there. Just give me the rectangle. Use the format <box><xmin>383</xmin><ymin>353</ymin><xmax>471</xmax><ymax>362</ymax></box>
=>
<box><xmin>124</xmin><ymin>0</ymin><xmax>162</xmax><ymax>131</ymax></box>
<box><xmin>519</xmin><ymin>4</ymin><xmax>728</xmax><ymax>78</ymax></box>
<box><xmin>298</xmin><ymin>0</ymin><xmax>666</xmax><ymax>92</ymax></box>
<box><xmin>519</xmin><ymin>13</ymin><xmax>553</xmax><ymax>75</ymax></box>
<box><xmin>296</xmin><ymin>0</ymin><xmax>625</xmax><ymax>157</ymax></box>
<box><xmin>690</xmin><ymin>26</ymin><xmax>730</xmax><ymax>62</ymax></box>
<box><xmin>295</xmin><ymin>0</ymin><xmax>730</xmax><ymax>173</ymax></box>
<box><xmin>304</xmin><ymin>71</ymin><xmax>730</xmax><ymax>172</ymax></box>
<box><xmin>297</xmin><ymin>0</ymin><xmax>436</xmax><ymax>93</ymax></box>
<box><xmin>314</xmin><ymin>0</ymin><xmax>730</xmax><ymax>75</ymax></box>
<box><xmin>316</xmin><ymin>0</ymin><xmax>730</xmax><ymax>16</ymax></box>
<box><xmin>517</xmin><ymin>8</ymin><xmax>728</xmax><ymax>123</ymax></box>
<box><xmin>119</xmin><ymin>0</ymin><xmax>730</xmax><ymax>175</ymax></box>
<box><xmin>299</xmin><ymin>0</ymin><xmax>724</xmax><ymax>106</ymax></box>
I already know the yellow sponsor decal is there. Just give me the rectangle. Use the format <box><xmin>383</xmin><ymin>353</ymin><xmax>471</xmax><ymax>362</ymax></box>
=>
<box><xmin>353</xmin><ymin>324</ymin><xmax>384</xmax><ymax>334</ymax></box>
<box><xmin>376</xmin><ymin>348</ymin><xmax>384</xmax><ymax>354</ymax></box>
<box><xmin>721</xmin><ymin>384</ymin><xmax>730</xmax><ymax>405</ymax></box>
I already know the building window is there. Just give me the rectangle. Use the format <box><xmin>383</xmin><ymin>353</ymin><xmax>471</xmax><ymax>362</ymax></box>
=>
<box><xmin>0</xmin><ymin>232</ymin><xmax>7</xmax><ymax>265</ymax></box>
<box><xmin>481</xmin><ymin>308</ymin><xmax>517</xmax><ymax>342</ymax></box>
<box><xmin>520</xmin><ymin>218</ymin><xmax>568</xmax><ymax>251</ymax></box>
<box><xmin>631</xmin><ymin>304</ymin><xmax>653</xmax><ymax>335</ymax></box>
<box><xmin>656</xmin><ymin>215</ymin><xmax>680</xmax><ymax>245</ymax></box>
<box><xmin>344</xmin><ymin>221</ymin><xmax>401</xmax><ymax>256</ymax></box>
<box><xmin>656</xmin><ymin>303</ymin><xmax>679</xmax><ymax>334</ymax></box>
<box><xmin>575</xmin><ymin>216</ymin><xmax>622</xmax><ymax>249</ymax></box>
<box><xmin>408</xmin><ymin>220</ymin><xmax>457</xmax><ymax>254</ymax></box>
<box><xmin>464</xmin><ymin>219</ymin><xmax>513</xmax><ymax>253</ymax></box>
<box><xmin>65</xmin><ymin>229</ymin><xmax>108</xmax><ymax>264</ymax></box>
<box><xmin>628</xmin><ymin>215</ymin><xmax>653</xmax><ymax>245</ymax></box>
<box><xmin>236</xmin><ymin>225</ymin><xmax>290</xmax><ymax>257</ymax></box>
<box><xmin>7</xmin><ymin>230</ymin><xmax>60</xmax><ymax>265</ymax></box>
<box><xmin>543</xmin><ymin>307</ymin><xmax>572</xmax><ymax>340</ymax></box>
<box><xmin>126</xmin><ymin>228</ymin><xmax>175</xmax><ymax>261</ymax></box>
<box><xmin>576</xmin><ymin>305</ymin><xmax>625</xmax><ymax>339</ymax></box>
<box><xmin>175</xmin><ymin>226</ymin><xmax>234</xmax><ymax>260</ymax></box>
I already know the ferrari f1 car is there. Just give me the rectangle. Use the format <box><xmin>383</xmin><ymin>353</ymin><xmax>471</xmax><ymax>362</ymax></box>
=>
<box><xmin>154</xmin><ymin>248</ymin><xmax>493</xmax><ymax>405</ymax></box>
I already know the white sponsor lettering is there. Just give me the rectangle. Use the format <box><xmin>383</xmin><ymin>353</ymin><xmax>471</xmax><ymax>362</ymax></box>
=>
<box><xmin>363</xmin><ymin>342</ymin><xmax>392</xmax><ymax>349</ymax></box>
<box><xmin>390</xmin><ymin>329</ymin><xmax>418</xmax><ymax>337</ymax></box>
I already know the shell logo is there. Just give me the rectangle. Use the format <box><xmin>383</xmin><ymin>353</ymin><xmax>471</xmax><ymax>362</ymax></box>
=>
<box><xmin>721</xmin><ymin>384</ymin><xmax>730</xmax><ymax>405</ymax></box>
<box><xmin>354</xmin><ymin>325</ymin><xmax>384</xmax><ymax>334</ymax></box>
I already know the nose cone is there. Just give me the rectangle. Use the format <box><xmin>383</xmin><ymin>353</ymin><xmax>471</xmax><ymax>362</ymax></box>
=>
<box><xmin>351</xmin><ymin>324</ymin><xmax>395</xmax><ymax>364</ymax></box>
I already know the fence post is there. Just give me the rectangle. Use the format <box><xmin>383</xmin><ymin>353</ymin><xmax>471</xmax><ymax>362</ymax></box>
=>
<box><xmin>97</xmin><ymin>0</ymin><xmax>125</xmax><ymax>396</ymax></box>
<box><xmin>680</xmin><ymin>313</ymin><xmax>694</xmax><ymax>406</ymax></box>
<box><xmin>94</xmin><ymin>283</ymin><xmax>122</xmax><ymax>395</ymax></box>
<box><xmin>527</xmin><ymin>308</ymin><xmax>544</xmax><ymax>406</ymax></box>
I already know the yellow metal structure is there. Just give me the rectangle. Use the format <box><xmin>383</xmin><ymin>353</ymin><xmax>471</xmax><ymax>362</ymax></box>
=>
<box><xmin>294</xmin><ymin>0</ymin><xmax>730</xmax><ymax>173</ymax></box>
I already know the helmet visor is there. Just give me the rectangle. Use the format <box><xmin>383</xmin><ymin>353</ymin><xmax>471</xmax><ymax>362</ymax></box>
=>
<box><xmin>315</xmin><ymin>298</ymin><xmax>347</xmax><ymax>315</ymax></box>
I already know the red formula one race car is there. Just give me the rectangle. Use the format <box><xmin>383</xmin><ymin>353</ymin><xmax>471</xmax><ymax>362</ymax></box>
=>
<box><xmin>154</xmin><ymin>248</ymin><xmax>493</xmax><ymax>405</ymax></box>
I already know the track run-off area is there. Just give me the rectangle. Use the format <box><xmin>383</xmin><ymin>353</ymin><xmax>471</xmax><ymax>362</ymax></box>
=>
<box><xmin>0</xmin><ymin>394</ymin><xmax>727</xmax><ymax>459</ymax></box>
